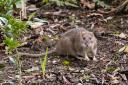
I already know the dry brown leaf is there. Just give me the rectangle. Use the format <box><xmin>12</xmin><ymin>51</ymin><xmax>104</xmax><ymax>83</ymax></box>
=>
<box><xmin>124</xmin><ymin>46</ymin><xmax>128</xmax><ymax>53</ymax></box>
<box><xmin>36</xmin><ymin>36</ymin><xmax>44</xmax><ymax>43</ymax></box>
<box><xmin>118</xmin><ymin>33</ymin><xmax>127</xmax><ymax>39</ymax></box>
<box><xmin>87</xmin><ymin>13</ymin><xmax>103</xmax><ymax>18</ymax></box>
<box><xmin>31</xmin><ymin>22</ymin><xmax>43</xmax><ymax>29</ymax></box>
<box><xmin>112</xmin><ymin>32</ymin><xmax>127</xmax><ymax>39</ymax></box>
<box><xmin>63</xmin><ymin>75</ymin><xmax>71</xmax><ymax>84</ymax></box>
<box><xmin>27</xmin><ymin>5</ymin><xmax>38</xmax><ymax>11</ymax></box>
<box><xmin>119</xmin><ymin>46</ymin><xmax>125</xmax><ymax>52</ymax></box>
<box><xmin>119</xmin><ymin>45</ymin><xmax>128</xmax><ymax>53</ymax></box>
<box><xmin>94</xmin><ymin>26</ymin><xmax>106</xmax><ymax>34</ymax></box>
<box><xmin>110</xmin><ymin>76</ymin><xmax>120</xmax><ymax>84</ymax></box>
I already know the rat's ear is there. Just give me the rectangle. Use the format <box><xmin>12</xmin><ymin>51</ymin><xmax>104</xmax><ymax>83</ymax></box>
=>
<box><xmin>81</xmin><ymin>32</ymin><xmax>88</xmax><ymax>41</ymax></box>
<box><xmin>81</xmin><ymin>31</ymin><xmax>86</xmax><ymax>37</ymax></box>
<box><xmin>89</xmin><ymin>32</ymin><xmax>94</xmax><ymax>37</ymax></box>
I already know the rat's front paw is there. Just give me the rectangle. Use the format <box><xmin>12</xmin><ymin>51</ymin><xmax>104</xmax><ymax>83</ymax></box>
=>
<box><xmin>93</xmin><ymin>57</ymin><xmax>98</xmax><ymax>61</ymax></box>
<box><xmin>84</xmin><ymin>56</ymin><xmax>90</xmax><ymax>61</ymax></box>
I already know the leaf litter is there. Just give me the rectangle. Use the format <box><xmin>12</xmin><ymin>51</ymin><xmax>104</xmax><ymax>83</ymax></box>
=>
<box><xmin>1</xmin><ymin>1</ymin><xmax>128</xmax><ymax>85</ymax></box>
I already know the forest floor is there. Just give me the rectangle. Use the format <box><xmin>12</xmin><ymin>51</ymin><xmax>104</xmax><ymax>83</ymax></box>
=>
<box><xmin>0</xmin><ymin>3</ymin><xmax>128</xmax><ymax>85</ymax></box>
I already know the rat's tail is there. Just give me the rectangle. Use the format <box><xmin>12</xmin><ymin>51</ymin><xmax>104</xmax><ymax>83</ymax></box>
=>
<box><xmin>14</xmin><ymin>49</ymin><xmax>56</xmax><ymax>58</ymax></box>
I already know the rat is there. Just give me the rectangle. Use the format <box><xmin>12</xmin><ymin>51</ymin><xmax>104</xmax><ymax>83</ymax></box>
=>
<box><xmin>16</xmin><ymin>27</ymin><xmax>97</xmax><ymax>61</ymax></box>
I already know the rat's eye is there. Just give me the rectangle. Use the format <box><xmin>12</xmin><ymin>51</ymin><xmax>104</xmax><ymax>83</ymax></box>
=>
<box><xmin>83</xmin><ymin>37</ymin><xmax>86</xmax><ymax>40</ymax></box>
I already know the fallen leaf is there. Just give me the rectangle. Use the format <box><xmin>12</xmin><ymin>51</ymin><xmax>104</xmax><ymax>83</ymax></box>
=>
<box><xmin>27</xmin><ymin>5</ymin><xmax>38</xmax><ymax>11</ymax></box>
<box><xmin>87</xmin><ymin>13</ymin><xmax>103</xmax><ymax>18</ymax></box>
<box><xmin>63</xmin><ymin>75</ymin><xmax>71</xmax><ymax>84</ymax></box>
<box><xmin>111</xmin><ymin>32</ymin><xmax>127</xmax><ymax>39</ymax></box>
<box><xmin>119</xmin><ymin>33</ymin><xmax>127</xmax><ymax>39</ymax></box>
<box><xmin>25</xmin><ymin>66</ymin><xmax>39</xmax><ymax>72</ymax></box>
<box><xmin>8</xmin><ymin>56</ymin><xmax>16</xmax><ymax>64</ymax></box>
<box><xmin>30</xmin><ymin>22</ymin><xmax>44</xmax><ymax>28</ymax></box>
<box><xmin>33</xmin><ymin>18</ymin><xmax>48</xmax><ymax>23</ymax></box>
<box><xmin>124</xmin><ymin>46</ymin><xmax>128</xmax><ymax>53</ymax></box>
<box><xmin>111</xmin><ymin>78</ymin><xmax>119</xmax><ymax>84</ymax></box>
<box><xmin>119</xmin><ymin>45</ymin><xmax>128</xmax><ymax>53</ymax></box>
<box><xmin>104</xmin><ymin>16</ymin><xmax>113</xmax><ymax>22</ymax></box>
<box><xmin>0</xmin><ymin>61</ymin><xmax>5</xmax><ymax>69</ymax></box>
<box><xmin>119</xmin><ymin>46</ymin><xmax>125</xmax><ymax>52</ymax></box>
<box><xmin>111</xmin><ymin>76</ymin><xmax>120</xmax><ymax>84</ymax></box>
<box><xmin>22</xmin><ymin>75</ymin><xmax>35</xmax><ymax>80</ymax></box>
<box><xmin>107</xmin><ymin>74</ymin><xmax>120</xmax><ymax>84</ymax></box>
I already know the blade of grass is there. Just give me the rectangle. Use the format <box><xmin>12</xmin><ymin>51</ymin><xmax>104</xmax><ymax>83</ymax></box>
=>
<box><xmin>41</xmin><ymin>47</ymin><xmax>48</xmax><ymax>77</ymax></box>
<box><xmin>28</xmin><ymin>12</ymin><xmax>36</xmax><ymax>21</ymax></box>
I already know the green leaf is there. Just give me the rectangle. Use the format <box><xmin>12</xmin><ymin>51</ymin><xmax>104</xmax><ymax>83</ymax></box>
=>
<box><xmin>4</xmin><ymin>15</ymin><xmax>27</xmax><ymax>38</ymax></box>
<box><xmin>0</xmin><ymin>61</ymin><xmax>5</xmax><ymax>70</ymax></box>
<box><xmin>64</xmin><ymin>2</ymin><xmax>78</xmax><ymax>7</ymax></box>
<box><xmin>62</xmin><ymin>60</ymin><xmax>70</xmax><ymax>65</ymax></box>
<box><xmin>0</xmin><ymin>15</ymin><xmax>27</xmax><ymax>53</ymax></box>
<box><xmin>28</xmin><ymin>12</ymin><xmax>36</xmax><ymax>21</ymax></box>
<box><xmin>93</xmin><ymin>0</ymin><xmax>110</xmax><ymax>9</ymax></box>
<box><xmin>43</xmin><ymin>0</ymin><xmax>49</xmax><ymax>4</ymax></box>
<box><xmin>105</xmin><ymin>67</ymin><xmax>116</xmax><ymax>73</ymax></box>
<box><xmin>4</xmin><ymin>37</ymin><xmax>20</xmax><ymax>52</ymax></box>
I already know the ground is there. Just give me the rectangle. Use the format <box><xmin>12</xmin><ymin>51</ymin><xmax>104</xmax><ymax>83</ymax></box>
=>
<box><xmin>0</xmin><ymin>6</ymin><xmax>128</xmax><ymax>85</ymax></box>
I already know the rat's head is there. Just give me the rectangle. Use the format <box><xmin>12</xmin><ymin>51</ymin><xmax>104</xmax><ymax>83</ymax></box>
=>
<box><xmin>80</xmin><ymin>31</ymin><xmax>94</xmax><ymax>48</ymax></box>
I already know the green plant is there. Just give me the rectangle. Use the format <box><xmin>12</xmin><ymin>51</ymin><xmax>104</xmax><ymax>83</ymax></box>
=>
<box><xmin>105</xmin><ymin>66</ymin><xmax>117</xmax><ymax>73</ymax></box>
<box><xmin>43</xmin><ymin>0</ymin><xmax>78</xmax><ymax>7</ymax></box>
<box><xmin>41</xmin><ymin>48</ymin><xmax>48</xmax><ymax>77</ymax></box>
<box><xmin>4</xmin><ymin>37</ymin><xmax>20</xmax><ymax>53</ymax></box>
<box><xmin>0</xmin><ymin>1</ymin><xmax>27</xmax><ymax>84</ymax></box>
<box><xmin>93</xmin><ymin>0</ymin><xmax>110</xmax><ymax>9</ymax></box>
<box><xmin>0</xmin><ymin>15</ymin><xmax>27</xmax><ymax>84</ymax></box>
<box><xmin>0</xmin><ymin>15</ymin><xmax>27</xmax><ymax>52</ymax></box>
<box><xmin>0</xmin><ymin>0</ymin><xmax>20</xmax><ymax>15</ymax></box>
<box><xmin>15</xmin><ymin>49</ymin><xmax>22</xmax><ymax>85</ymax></box>
<box><xmin>4</xmin><ymin>15</ymin><xmax>27</xmax><ymax>38</ymax></box>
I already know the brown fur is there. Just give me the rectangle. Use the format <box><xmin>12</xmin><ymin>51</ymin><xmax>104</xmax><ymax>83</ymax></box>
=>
<box><xmin>17</xmin><ymin>27</ymin><xmax>97</xmax><ymax>61</ymax></box>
